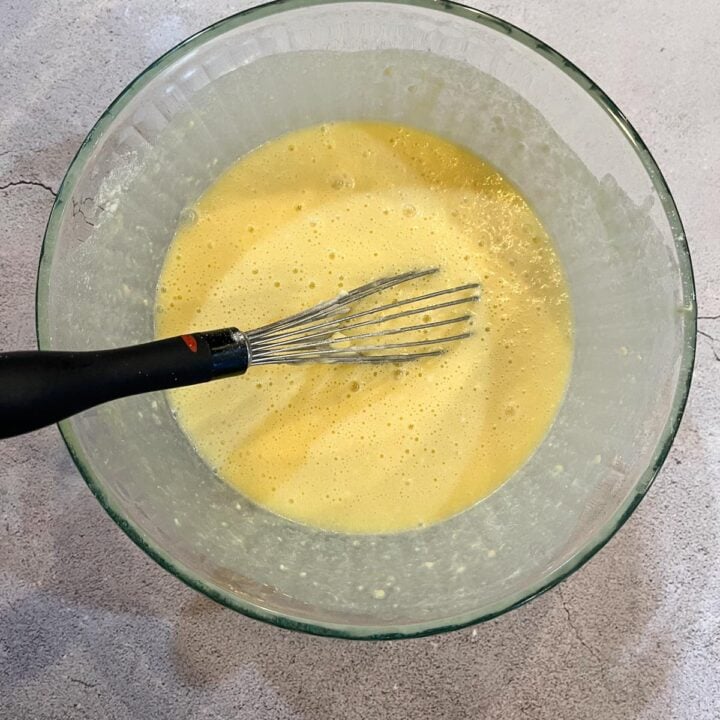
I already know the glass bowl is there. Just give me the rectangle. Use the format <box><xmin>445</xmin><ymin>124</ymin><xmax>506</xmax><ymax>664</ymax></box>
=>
<box><xmin>37</xmin><ymin>0</ymin><xmax>695</xmax><ymax>639</ymax></box>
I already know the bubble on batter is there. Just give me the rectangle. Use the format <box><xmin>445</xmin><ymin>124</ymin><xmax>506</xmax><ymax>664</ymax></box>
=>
<box><xmin>178</xmin><ymin>207</ymin><xmax>198</xmax><ymax>227</ymax></box>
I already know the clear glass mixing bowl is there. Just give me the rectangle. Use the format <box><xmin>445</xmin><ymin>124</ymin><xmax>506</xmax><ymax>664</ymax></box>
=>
<box><xmin>37</xmin><ymin>0</ymin><xmax>696</xmax><ymax>638</ymax></box>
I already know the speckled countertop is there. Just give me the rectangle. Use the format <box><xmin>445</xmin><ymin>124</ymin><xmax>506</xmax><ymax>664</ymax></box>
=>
<box><xmin>1</xmin><ymin>1</ymin><xmax>719</xmax><ymax>718</ymax></box>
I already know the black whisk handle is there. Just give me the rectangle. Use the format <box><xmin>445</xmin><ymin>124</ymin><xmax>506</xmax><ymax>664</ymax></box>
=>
<box><xmin>0</xmin><ymin>328</ymin><xmax>248</xmax><ymax>439</ymax></box>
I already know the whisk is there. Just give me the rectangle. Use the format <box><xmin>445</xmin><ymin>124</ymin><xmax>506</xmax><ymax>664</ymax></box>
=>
<box><xmin>0</xmin><ymin>268</ymin><xmax>478</xmax><ymax>438</ymax></box>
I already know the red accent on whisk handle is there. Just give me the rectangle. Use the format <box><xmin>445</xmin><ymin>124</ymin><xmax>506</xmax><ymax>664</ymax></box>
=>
<box><xmin>0</xmin><ymin>328</ymin><xmax>249</xmax><ymax>439</ymax></box>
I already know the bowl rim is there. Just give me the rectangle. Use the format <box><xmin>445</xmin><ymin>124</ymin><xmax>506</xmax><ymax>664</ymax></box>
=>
<box><xmin>36</xmin><ymin>0</ymin><xmax>697</xmax><ymax>640</ymax></box>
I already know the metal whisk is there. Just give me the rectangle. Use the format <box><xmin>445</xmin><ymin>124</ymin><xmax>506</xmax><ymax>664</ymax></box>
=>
<box><xmin>247</xmin><ymin>267</ymin><xmax>479</xmax><ymax>366</ymax></box>
<box><xmin>0</xmin><ymin>268</ymin><xmax>478</xmax><ymax>438</ymax></box>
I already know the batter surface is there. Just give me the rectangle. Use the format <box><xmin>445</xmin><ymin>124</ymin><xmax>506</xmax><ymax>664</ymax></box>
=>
<box><xmin>156</xmin><ymin>121</ymin><xmax>572</xmax><ymax>534</ymax></box>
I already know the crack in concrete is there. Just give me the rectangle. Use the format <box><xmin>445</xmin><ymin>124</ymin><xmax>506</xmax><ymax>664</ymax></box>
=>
<box><xmin>71</xmin><ymin>196</ymin><xmax>99</xmax><ymax>227</ymax></box>
<box><xmin>698</xmin><ymin>313</ymin><xmax>720</xmax><ymax>321</ymax></box>
<box><xmin>0</xmin><ymin>179</ymin><xmax>57</xmax><ymax>197</ymax></box>
<box><xmin>68</xmin><ymin>677</ymin><xmax>96</xmax><ymax>689</ymax></box>
<box><xmin>558</xmin><ymin>588</ymin><xmax>605</xmax><ymax>668</ymax></box>
<box><xmin>698</xmin><ymin>329</ymin><xmax>720</xmax><ymax>361</ymax></box>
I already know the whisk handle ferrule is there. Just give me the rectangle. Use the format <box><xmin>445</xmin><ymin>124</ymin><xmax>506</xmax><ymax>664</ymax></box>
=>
<box><xmin>201</xmin><ymin>328</ymin><xmax>250</xmax><ymax>378</ymax></box>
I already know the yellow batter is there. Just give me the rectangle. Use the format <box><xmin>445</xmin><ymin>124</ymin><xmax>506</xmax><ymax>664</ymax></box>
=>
<box><xmin>156</xmin><ymin>121</ymin><xmax>572</xmax><ymax>534</ymax></box>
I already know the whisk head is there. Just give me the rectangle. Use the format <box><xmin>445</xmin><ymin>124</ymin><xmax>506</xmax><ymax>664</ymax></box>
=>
<box><xmin>244</xmin><ymin>268</ymin><xmax>480</xmax><ymax>366</ymax></box>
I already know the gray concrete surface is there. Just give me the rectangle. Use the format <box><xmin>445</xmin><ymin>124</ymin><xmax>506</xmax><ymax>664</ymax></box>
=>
<box><xmin>1</xmin><ymin>1</ymin><xmax>718</xmax><ymax>718</ymax></box>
